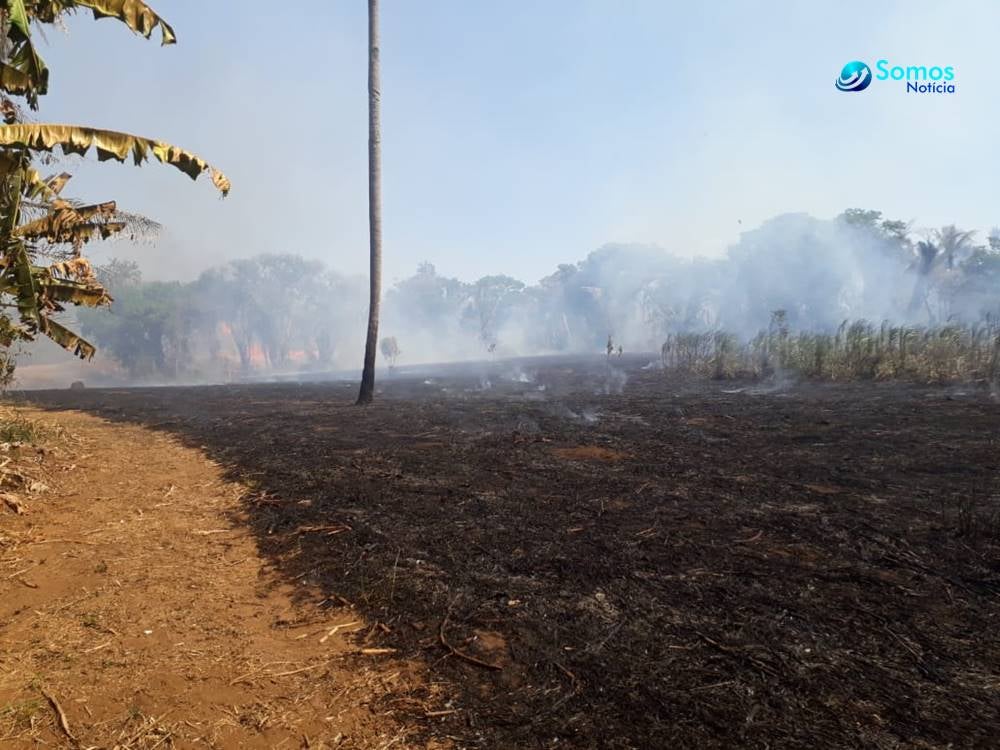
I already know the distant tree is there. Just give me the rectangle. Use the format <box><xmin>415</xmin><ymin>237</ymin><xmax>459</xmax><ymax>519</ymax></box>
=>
<box><xmin>989</xmin><ymin>228</ymin><xmax>1000</xmax><ymax>253</ymax></box>
<box><xmin>380</xmin><ymin>336</ymin><xmax>400</xmax><ymax>369</ymax></box>
<box><xmin>839</xmin><ymin>209</ymin><xmax>911</xmax><ymax>251</ymax></box>
<box><xmin>906</xmin><ymin>226</ymin><xmax>977</xmax><ymax>320</ymax></box>
<box><xmin>880</xmin><ymin>219</ymin><xmax>914</xmax><ymax>253</ymax></box>
<box><xmin>838</xmin><ymin>208</ymin><xmax>883</xmax><ymax>230</ymax></box>
<box><xmin>251</xmin><ymin>254</ymin><xmax>325</xmax><ymax>368</ymax></box>
<box><xmin>387</xmin><ymin>264</ymin><xmax>469</xmax><ymax>330</ymax></box>
<box><xmin>907</xmin><ymin>239</ymin><xmax>940</xmax><ymax>317</ymax></box>
<box><xmin>951</xmin><ymin>245</ymin><xmax>1000</xmax><ymax>319</ymax></box>
<box><xmin>197</xmin><ymin>260</ymin><xmax>267</xmax><ymax>371</ymax></box>
<box><xmin>196</xmin><ymin>254</ymin><xmax>351</xmax><ymax>372</ymax></box>
<box><xmin>468</xmin><ymin>274</ymin><xmax>524</xmax><ymax>347</ymax></box>
<box><xmin>78</xmin><ymin>281</ymin><xmax>194</xmax><ymax>378</ymax></box>
<box><xmin>935</xmin><ymin>225</ymin><xmax>977</xmax><ymax>270</ymax></box>
<box><xmin>304</xmin><ymin>271</ymin><xmax>366</xmax><ymax>367</ymax></box>
<box><xmin>537</xmin><ymin>261</ymin><xmax>606</xmax><ymax>350</ymax></box>
<box><xmin>95</xmin><ymin>258</ymin><xmax>142</xmax><ymax>292</ymax></box>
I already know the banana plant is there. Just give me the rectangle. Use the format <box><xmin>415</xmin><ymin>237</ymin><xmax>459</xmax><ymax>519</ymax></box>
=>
<box><xmin>0</xmin><ymin>0</ymin><xmax>228</xmax><ymax>360</ymax></box>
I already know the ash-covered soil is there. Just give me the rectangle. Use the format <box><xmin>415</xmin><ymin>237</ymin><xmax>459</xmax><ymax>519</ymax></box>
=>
<box><xmin>22</xmin><ymin>356</ymin><xmax>1000</xmax><ymax>748</ymax></box>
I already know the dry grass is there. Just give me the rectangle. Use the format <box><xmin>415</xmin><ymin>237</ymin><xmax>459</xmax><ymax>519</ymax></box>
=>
<box><xmin>0</xmin><ymin>406</ymin><xmax>69</xmax><ymax>521</ymax></box>
<box><xmin>0</xmin><ymin>697</ymin><xmax>46</xmax><ymax>741</ymax></box>
<box><xmin>0</xmin><ymin>414</ymin><xmax>44</xmax><ymax>445</ymax></box>
<box><xmin>662</xmin><ymin>316</ymin><xmax>1000</xmax><ymax>383</ymax></box>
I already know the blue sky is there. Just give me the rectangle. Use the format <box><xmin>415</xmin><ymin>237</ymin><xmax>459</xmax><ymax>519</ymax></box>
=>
<box><xmin>35</xmin><ymin>1</ymin><xmax>1000</xmax><ymax>285</ymax></box>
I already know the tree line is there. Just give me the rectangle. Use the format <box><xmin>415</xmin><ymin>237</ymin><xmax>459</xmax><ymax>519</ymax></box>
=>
<box><xmin>65</xmin><ymin>208</ymin><xmax>1000</xmax><ymax>381</ymax></box>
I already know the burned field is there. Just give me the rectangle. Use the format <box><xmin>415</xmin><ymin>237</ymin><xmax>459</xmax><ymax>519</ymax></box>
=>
<box><xmin>23</xmin><ymin>358</ymin><xmax>1000</xmax><ymax>748</ymax></box>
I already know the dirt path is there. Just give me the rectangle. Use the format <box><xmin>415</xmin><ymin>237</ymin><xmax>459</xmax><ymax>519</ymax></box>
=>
<box><xmin>0</xmin><ymin>408</ymin><xmax>437</xmax><ymax>749</ymax></box>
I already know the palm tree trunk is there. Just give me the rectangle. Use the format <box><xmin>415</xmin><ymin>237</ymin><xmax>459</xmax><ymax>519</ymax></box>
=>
<box><xmin>356</xmin><ymin>0</ymin><xmax>382</xmax><ymax>405</ymax></box>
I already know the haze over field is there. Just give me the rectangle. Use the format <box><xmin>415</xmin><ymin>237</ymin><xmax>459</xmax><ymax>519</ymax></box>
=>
<box><xmin>13</xmin><ymin>207</ymin><xmax>997</xmax><ymax>386</ymax></box>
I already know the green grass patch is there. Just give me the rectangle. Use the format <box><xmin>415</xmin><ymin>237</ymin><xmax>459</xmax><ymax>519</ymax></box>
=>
<box><xmin>0</xmin><ymin>413</ymin><xmax>45</xmax><ymax>444</ymax></box>
<box><xmin>0</xmin><ymin>698</ymin><xmax>44</xmax><ymax>731</ymax></box>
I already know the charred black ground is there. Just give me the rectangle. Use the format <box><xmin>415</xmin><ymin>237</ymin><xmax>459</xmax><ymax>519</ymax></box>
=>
<box><xmin>20</xmin><ymin>356</ymin><xmax>1000</xmax><ymax>749</ymax></box>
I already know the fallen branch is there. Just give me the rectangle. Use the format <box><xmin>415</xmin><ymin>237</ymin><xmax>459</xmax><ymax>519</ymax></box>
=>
<box><xmin>553</xmin><ymin>661</ymin><xmax>578</xmax><ymax>688</ymax></box>
<box><xmin>270</xmin><ymin>662</ymin><xmax>329</xmax><ymax>678</ymax></box>
<box><xmin>296</xmin><ymin>524</ymin><xmax>352</xmax><ymax>536</ymax></box>
<box><xmin>229</xmin><ymin>660</ymin><xmax>296</xmax><ymax>686</ymax></box>
<box><xmin>439</xmin><ymin>601</ymin><xmax>503</xmax><ymax>671</ymax></box>
<box><xmin>319</xmin><ymin>620</ymin><xmax>361</xmax><ymax>644</ymax></box>
<box><xmin>6</xmin><ymin>565</ymin><xmax>37</xmax><ymax>580</ymax></box>
<box><xmin>27</xmin><ymin>538</ymin><xmax>98</xmax><ymax>546</ymax></box>
<box><xmin>42</xmin><ymin>688</ymin><xmax>76</xmax><ymax>742</ymax></box>
<box><xmin>696</xmin><ymin>632</ymin><xmax>779</xmax><ymax>677</ymax></box>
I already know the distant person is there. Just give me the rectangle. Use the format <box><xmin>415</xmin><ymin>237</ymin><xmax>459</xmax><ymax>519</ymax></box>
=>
<box><xmin>617</xmin><ymin>345</ymin><xmax>623</xmax><ymax>358</ymax></box>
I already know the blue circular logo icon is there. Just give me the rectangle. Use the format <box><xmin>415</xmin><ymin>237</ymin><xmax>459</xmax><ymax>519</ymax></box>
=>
<box><xmin>836</xmin><ymin>61</ymin><xmax>872</xmax><ymax>92</ymax></box>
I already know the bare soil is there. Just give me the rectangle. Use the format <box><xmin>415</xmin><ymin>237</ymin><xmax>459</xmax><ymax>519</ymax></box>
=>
<box><xmin>0</xmin><ymin>410</ymin><xmax>437</xmax><ymax>748</ymax></box>
<box><xmin>8</xmin><ymin>356</ymin><xmax>1000</xmax><ymax>748</ymax></box>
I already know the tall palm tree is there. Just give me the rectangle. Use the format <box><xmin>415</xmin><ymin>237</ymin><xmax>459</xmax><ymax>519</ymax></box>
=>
<box><xmin>907</xmin><ymin>239</ymin><xmax>940</xmax><ymax>316</ymax></box>
<box><xmin>356</xmin><ymin>0</ymin><xmax>382</xmax><ymax>404</ymax></box>
<box><xmin>906</xmin><ymin>225</ymin><xmax>976</xmax><ymax>321</ymax></box>
<box><xmin>935</xmin><ymin>224</ymin><xmax>976</xmax><ymax>270</ymax></box>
